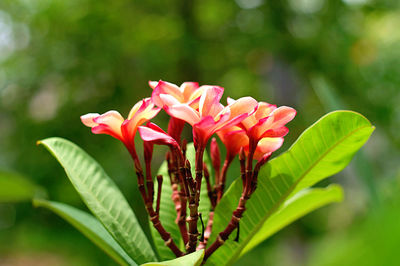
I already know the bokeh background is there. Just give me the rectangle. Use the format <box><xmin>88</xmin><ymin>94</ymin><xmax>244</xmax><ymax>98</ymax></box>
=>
<box><xmin>1</xmin><ymin>0</ymin><xmax>400</xmax><ymax>265</ymax></box>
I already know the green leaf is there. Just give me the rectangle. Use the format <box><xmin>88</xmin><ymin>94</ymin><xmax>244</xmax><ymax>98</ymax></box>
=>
<box><xmin>142</xmin><ymin>250</ymin><xmax>204</xmax><ymax>266</ymax></box>
<box><xmin>33</xmin><ymin>199</ymin><xmax>136</xmax><ymax>266</ymax></box>
<box><xmin>38</xmin><ymin>137</ymin><xmax>156</xmax><ymax>264</ymax></box>
<box><xmin>240</xmin><ymin>185</ymin><xmax>343</xmax><ymax>256</ymax></box>
<box><xmin>207</xmin><ymin>111</ymin><xmax>374</xmax><ymax>265</ymax></box>
<box><xmin>0</xmin><ymin>171</ymin><xmax>43</xmax><ymax>203</ymax></box>
<box><xmin>150</xmin><ymin>143</ymin><xmax>211</xmax><ymax>260</ymax></box>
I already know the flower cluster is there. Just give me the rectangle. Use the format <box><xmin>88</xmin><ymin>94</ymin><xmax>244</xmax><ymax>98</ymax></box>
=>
<box><xmin>81</xmin><ymin>80</ymin><xmax>296</xmax><ymax>260</ymax></box>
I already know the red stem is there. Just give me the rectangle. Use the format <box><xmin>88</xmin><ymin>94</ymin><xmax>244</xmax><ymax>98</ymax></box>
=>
<box><xmin>186</xmin><ymin>147</ymin><xmax>204</xmax><ymax>253</ymax></box>
<box><xmin>131</xmin><ymin>155</ymin><xmax>183</xmax><ymax>257</ymax></box>
<box><xmin>216</xmin><ymin>156</ymin><xmax>233</xmax><ymax>202</ymax></box>
<box><xmin>203</xmin><ymin>163</ymin><xmax>216</xmax><ymax>209</ymax></box>
<box><xmin>156</xmin><ymin>175</ymin><xmax>163</xmax><ymax>215</ymax></box>
<box><xmin>204</xmin><ymin>141</ymin><xmax>259</xmax><ymax>261</ymax></box>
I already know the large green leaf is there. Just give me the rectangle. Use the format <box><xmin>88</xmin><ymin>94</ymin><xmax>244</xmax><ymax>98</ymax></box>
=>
<box><xmin>39</xmin><ymin>137</ymin><xmax>156</xmax><ymax>264</ymax></box>
<box><xmin>207</xmin><ymin>111</ymin><xmax>374</xmax><ymax>265</ymax></box>
<box><xmin>241</xmin><ymin>184</ymin><xmax>343</xmax><ymax>256</ymax></box>
<box><xmin>142</xmin><ymin>250</ymin><xmax>204</xmax><ymax>266</ymax></box>
<box><xmin>33</xmin><ymin>199</ymin><xmax>136</xmax><ymax>266</ymax></box>
<box><xmin>150</xmin><ymin>143</ymin><xmax>211</xmax><ymax>260</ymax></box>
<box><xmin>0</xmin><ymin>171</ymin><xmax>43</xmax><ymax>203</ymax></box>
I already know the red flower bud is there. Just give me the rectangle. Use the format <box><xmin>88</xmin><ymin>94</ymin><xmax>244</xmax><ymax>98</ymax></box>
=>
<box><xmin>210</xmin><ymin>137</ymin><xmax>221</xmax><ymax>173</ymax></box>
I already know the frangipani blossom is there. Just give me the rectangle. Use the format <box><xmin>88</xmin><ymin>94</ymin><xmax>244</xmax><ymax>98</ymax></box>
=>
<box><xmin>149</xmin><ymin>80</ymin><xmax>211</xmax><ymax>142</ymax></box>
<box><xmin>81</xmin><ymin>98</ymin><xmax>161</xmax><ymax>158</ymax></box>
<box><xmin>218</xmin><ymin>127</ymin><xmax>284</xmax><ymax>161</ymax></box>
<box><xmin>149</xmin><ymin>80</ymin><xmax>208</xmax><ymax>110</ymax></box>
<box><xmin>228</xmin><ymin>98</ymin><xmax>296</xmax><ymax>142</ymax></box>
<box><xmin>163</xmin><ymin>86</ymin><xmax>257</xmax><ymax>149</ymax></box>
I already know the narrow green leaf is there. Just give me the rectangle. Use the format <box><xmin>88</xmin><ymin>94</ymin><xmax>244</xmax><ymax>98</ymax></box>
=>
<box><xmin>38</xmin><ymin>137</ymin><xmax>156</xmax><ymax>264</ymax></box>
<box><xmin>207</xmin><ymin>111</ymin><xmax>374</xmax><ymax>265</ymax></box>
<box><xmin>150</xmin><ymin>143</ymin><xmax>211</xmax><ymax>260</ymax></box>
<box><xmin>142</xmin><ymin>250</ymin><xmax>204</xmax><ymax>266</ymax></box>
<box><xmin>240</xmin><ymin>185</ymin><xmax>343</xmax><ymax>256</ymax></box>
<box><xmin>0</xmin><ymin>171</ymin><xmax>43</xmax><ymax>203</ymax></box>
<box><xmin>33</xmin><ymin>199</ymin><xmax>136</xmax><ymax>266</ymax></box>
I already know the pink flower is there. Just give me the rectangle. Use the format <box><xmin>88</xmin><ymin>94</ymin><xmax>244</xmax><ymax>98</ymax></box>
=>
<box><xmin>149</xmin><ymin>80</ymin><xmax>211</xmax><ymax>142</ymax></box>
<box><xmin>149</xmin><ymin>80</ymin><xmax>207</xmax><ymax>110</ymax></box>
<box><xmin>228</xmin><ymin>98</ymin><xmax>296</xmax><ymax>142</ymax></box>
<box><xmin>218</xmin><ymin>97</ymin><xmax>294</xmax><ymax>162</ymax></box>
<box><xmin>81</xmin><ymin>98</ymin><xmax>161</xmax><ymax>158</ymax></box>
<box><xmin>217</xmin><ymin>127</ymin><xmax>284</xmax><ymax>162</ymax></box>
<box><xmin>161</xmin><ymin>86</ymin><xmax>257</xmax><ymax>149</ymax></box>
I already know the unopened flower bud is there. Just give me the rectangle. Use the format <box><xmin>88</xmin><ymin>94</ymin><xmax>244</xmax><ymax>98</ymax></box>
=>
<box><xmin>210</xmin><ymin>138</ymin><xmax>221</xmax><ymax>173</ymax></box>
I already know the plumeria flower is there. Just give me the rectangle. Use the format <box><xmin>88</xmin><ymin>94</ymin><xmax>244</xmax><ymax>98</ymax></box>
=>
<box><xmin>218</xmin><ymin>127</ymin><xmax>284</xmax><ymax>162</ymax></box>
<box><xmin>149</xmin><ymin>80</ymin><xmax>208</xmax><ymax>110</ymax></box>
<box><xmin>149</xmin><ymin>80</ymin><xmax>216</xmax><ymax>142</ymax></box>
<box><xmin>227</xmin><ymin>98</ymin><xmax>296</xmax><ymax>142</ymax></box>
<box><xmin>80</xmin><ymin>98</ymin><xmax>161</xmax><ymax>162</ymax></box>
<box><xmin>161</xmin><ymin>86</ymin><xmax>257</xmax><ymax>150</ymax></box>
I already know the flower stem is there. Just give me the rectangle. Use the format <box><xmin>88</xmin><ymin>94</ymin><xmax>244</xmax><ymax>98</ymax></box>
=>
<box><xmin>186</xmin><ymin>147</ymin><xmax>204</xmax><ymax>253</ymax></box>
<box><xmin>135</xmin><ymin>161</ymin><xmax>183</xmax><ymax>257</ymax></box>
<box><xmin>216</xmin><ymin>156</ymin><xmax>233</xmax><ymax>202</ymax></box>
<box><xmin>204</xmin><ymin>193</ymin><xmax>249</xmax><ymax>261</ymax></box>
<box><xmin>156</xmin><ymin>175</ymin><xmax>163</xmax><ymax>215</ymax></box>
<box><xmin>204</xmin><ymin>141</ymin><xmax>258</xmax><ymax>261</ymax></box>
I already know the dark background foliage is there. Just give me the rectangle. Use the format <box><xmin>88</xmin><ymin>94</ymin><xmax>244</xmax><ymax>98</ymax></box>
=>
<box><xmin>0</xmin><ymin>0</ymin><xmax>399</xmax><ymax>265</ymax></box>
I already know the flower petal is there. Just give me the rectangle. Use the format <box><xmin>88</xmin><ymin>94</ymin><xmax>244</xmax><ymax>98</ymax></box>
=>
<box><xmin>128</xmin><ymin>99</ymin><xmax>147</xmax><ymax>120</ymax></box>
<box><xmin>193</xmin><ymin>116</ymin><xmax>217</xmax><ymax>148</ymax></box>
<box><xmin>253</xmin><ymin>137</ymin><xmax>284</xmax><ymax>161</ymax></box>
<box><xmin>216</xmin><ymin>112</ymin><xmax>248</xmax><ymax>132</ymax></box>
<box><xmin>199</xmin><ymin>86</ymin><xmax>224</xmax><ymax>117</ymax></box>
<box><xmin>217</xmin><ymin>127</ymin><xmax>248</xmax><ymax>159</ymax></box>
<box><xmin>181</xmin><ymin>82</ymin><xmax>199</xmax><ymax>101</ymax></box>
<box><xmin>260</xmin><ymin>126</ymin><xmax>289</xmax><ymax>138</ymax></box>
<box><xmin>165</xmin><ymin>104</ymin><xmax>200</xmax><ymax>125</ymax></box>
<box><xmin>148</xmin><ymin>80</ymin><xmax>159</xmax><ymax>90</ymax></box>
<box><xmin>123</xmin><ymin>99</ymin><xmax>161</xmax><ymax>142</ymax></box>
<box><xmin>228</xmin><ymin>96</ymin><xmax>258</xmax><ymax>118</ymax></box>
<box><xmin>81</xmin><ymin>113</ymin><xmax>100</xmax><ymax>127</ymax></box>
<box><xmin>270</xmin><ymin>106</ymin><xmax>297</xmax><ymax>127</ymax></box>
<box><xmin>138</xmin><ymin>125</ymin><xmax>179</xmax><ymax>147</ymax></box>
<box><xmin>91</xmin><ymin>111</ymin><xmax>124</xmax><ymax>140</ymax></box>
<box><xmin>254</xmin><ymin>102</ymin><xmax>277</xmax><ymax>120</ymax></box>
<box><xmin>152</xmin><ymin>80</ymin><xmax>183</xmax><ymax>107</ymax></box>
<box><xmin>159</xmin><ymin>94</ymin><xmax>182</xmax><ymax>107</ymax></box>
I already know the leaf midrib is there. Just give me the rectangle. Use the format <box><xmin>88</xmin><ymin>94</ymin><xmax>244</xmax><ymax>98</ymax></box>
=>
<box><xmin>223</xmin><ymin>123</ymin><xmax>372</xmax><ymax>265</ymax></box>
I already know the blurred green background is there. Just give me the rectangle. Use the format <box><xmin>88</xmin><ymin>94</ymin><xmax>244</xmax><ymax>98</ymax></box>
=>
<box><xmin>0</xmin><ymin>0</ymin><xmax>399</xmax><ymax>265</ymax></box>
